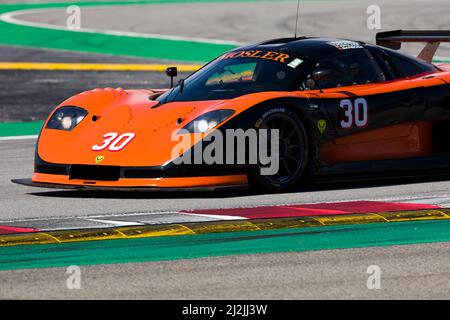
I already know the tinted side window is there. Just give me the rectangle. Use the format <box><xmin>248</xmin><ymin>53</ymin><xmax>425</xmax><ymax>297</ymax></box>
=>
<box><xmin>385</xmin><ymin>51</ymin><xmax>437</xmax><ymax>78</ymax></box>
<box><xmin>387</xmin><ymin>54</ymin><xmax>425</xmax><ymax>77</ymax></box>
<box><xmin>304</xmin><ymin>50</ymin><xmax>384</xmax><ymax>90</ymax></box>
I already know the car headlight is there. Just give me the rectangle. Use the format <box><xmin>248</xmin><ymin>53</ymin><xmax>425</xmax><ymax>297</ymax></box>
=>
<box><xmin>181</xmin><ymin>109</ymin><xmax>235</xmax><ymax>133</ymax></box>
<box><xmin>46</xmin><ymin>106</ymin><xmax>88</xmax><ymax>131</ymax></box>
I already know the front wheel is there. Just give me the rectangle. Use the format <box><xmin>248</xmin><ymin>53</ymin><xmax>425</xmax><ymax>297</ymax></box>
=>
<box><xmin>248</xmin><ymin>108</ymin><xmax>309</xmax><ymax>192</ymax></box>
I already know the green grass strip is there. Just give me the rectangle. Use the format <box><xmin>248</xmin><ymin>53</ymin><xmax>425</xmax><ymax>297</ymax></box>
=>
<box><xmin>1</xmin><ymin>219</ymin><xmax>450</xmax><ymax>270</ymax></box>
<box><xmin>0</xmin><ymin>121</ymin><xmax>43</xmax><ymax>137</ymax></box>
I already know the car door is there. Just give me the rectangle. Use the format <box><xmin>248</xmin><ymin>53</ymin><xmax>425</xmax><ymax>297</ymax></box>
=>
<box><xmin>307</xmin><ymin>48</ymin><xmax>440</xmax><ymax>163</ymax></box>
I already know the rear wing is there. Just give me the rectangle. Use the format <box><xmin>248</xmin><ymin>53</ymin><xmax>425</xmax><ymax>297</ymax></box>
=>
<box><xmin>376</xmin><ymin>30</ymin><xmax>450</xmax><ymax>62</ymax></box>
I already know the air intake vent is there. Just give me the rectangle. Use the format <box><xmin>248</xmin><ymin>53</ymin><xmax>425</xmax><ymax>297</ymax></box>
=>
<box><xmin>70</xmin><ymin>165</ymin><xmax>120</xmax><ymax>181</ymax></box>
<box><xmin>123</xmin><ymin>168</ymin><xmax>164</xmax><ymax>178</ymax></box>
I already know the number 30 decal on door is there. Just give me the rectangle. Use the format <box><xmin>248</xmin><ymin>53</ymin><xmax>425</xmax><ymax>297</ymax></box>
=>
<box><xmin>339</xmin><ymin>98</ymin><xmax>368</xmax><ymax>129</ymax></box>
<box><xmin>92</xmin><ymin>132</ymin><xmax>135</xmax><ymax>151</ymax></box>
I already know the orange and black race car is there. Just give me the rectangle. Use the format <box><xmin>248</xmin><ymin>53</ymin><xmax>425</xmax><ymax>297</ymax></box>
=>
<box><xmin>12</xmin><ymin>30</ymin><xmax>450</xmax><ymax>191</ymax></box>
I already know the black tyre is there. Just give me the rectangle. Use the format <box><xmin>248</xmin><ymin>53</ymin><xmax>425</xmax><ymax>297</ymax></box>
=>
<box><xmin>248</xmin><ymin>108</ymin><xmax>309</xmax><ymax>192</ymax></box>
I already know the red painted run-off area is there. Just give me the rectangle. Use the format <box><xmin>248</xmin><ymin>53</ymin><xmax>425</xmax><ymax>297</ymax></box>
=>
<box><xmin>0</xmin><ymin>226</ymin><xmax>38</xmax><ymax>235</ymax></box>
<box><xmin>183</xmin><ymin>201</ymin><xmax>440</xmax><ymax>219</ymax></box>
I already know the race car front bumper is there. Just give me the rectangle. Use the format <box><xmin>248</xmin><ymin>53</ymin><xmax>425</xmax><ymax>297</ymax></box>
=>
<box><xmin>25</xmin><ymin>150</ymin><xmax>249</xmax><ymax>190</ymax></box>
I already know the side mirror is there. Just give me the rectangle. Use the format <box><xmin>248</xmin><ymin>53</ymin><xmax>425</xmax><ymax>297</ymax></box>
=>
<box><xmin>166</xmin><ymin>67</ymin><xmax>178</xmax><ymax>88</ymax></box>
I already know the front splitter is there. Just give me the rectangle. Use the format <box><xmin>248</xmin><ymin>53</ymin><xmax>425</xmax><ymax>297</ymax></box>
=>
<box><xmin>11</xmin><ymin>178</ymin><xmax>249</xmax><ymax>192</ymax></box>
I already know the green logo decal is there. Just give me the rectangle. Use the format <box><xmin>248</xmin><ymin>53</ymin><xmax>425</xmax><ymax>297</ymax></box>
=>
<box><xmin>317</xmin><ymin>119</ymin><xmax>327</xmax><ymax>134</ymax></box>
<box><xmin>95</xmin><ymin>155</ymin><xmax>105</xmax><ymax>164</ymax></box>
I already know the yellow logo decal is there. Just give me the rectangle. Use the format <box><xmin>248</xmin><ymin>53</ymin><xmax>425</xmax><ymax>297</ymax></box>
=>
<box><xmin>95</xmin><ymin>155</ymin><xmax>105</xmax><ymax>164</ymax></box>
<box><xmin>220</xmin><ymin>50</ymin><xmax>290</xmax><ymax>64</ymax></box>
<box><xmin>317</xmin><ymin>120</ymin><xmax>327</xmax><ymax>134</ymax></box>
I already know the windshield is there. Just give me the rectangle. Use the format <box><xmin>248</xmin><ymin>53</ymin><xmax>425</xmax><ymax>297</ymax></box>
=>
<box><xmin>157</xmin><ymin>50</ymin><xmax>308</xmax><ymax>103</ymax></box>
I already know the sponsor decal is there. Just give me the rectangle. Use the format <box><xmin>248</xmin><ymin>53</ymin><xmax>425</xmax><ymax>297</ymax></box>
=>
<box><xmin>287</xmin><ymin>58</ymin><xmax>303</xmax><ymax>68</ymax></box>
<box><xmin>95</xmin><ymin>155</ymin><xmax>105</xmax><ymax>164</ymax></box>
<box><xmin>317</xmin><ymin>119</ymin><xmax>327</xmax><ymax>134</ymax></box>
<box><xmin>220</xmin><ymin>50</ymin><xmax>290</xmax><ymax>63</ymax></box>
<box><xmin>327</xmin><ymin>41</ymin><xmax>364</xmax><ymax>50</ymax></box>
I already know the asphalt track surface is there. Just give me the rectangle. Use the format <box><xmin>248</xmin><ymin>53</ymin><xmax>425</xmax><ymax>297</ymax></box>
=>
<box><xmin>2</xmin><ymin>0</ymin><xmax>450</xmax><ymax>300</ymax></box>
<box><xmin>1</xmin><ymin>243</ymin><xmax>450</xmax><ymax>300</ymax></box>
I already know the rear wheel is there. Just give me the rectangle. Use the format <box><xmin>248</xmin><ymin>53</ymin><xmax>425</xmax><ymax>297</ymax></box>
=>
<box><xmin>248</xmin><ymin>108</ymin><xmax>309</xmax><ymax>192</ymax></box>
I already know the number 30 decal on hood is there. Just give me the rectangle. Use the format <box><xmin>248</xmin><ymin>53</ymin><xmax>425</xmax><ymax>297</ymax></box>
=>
<box><xmin>92</xmin><ymin>132</ymin><xmax>136</xmax><ymax>152</ymax></box>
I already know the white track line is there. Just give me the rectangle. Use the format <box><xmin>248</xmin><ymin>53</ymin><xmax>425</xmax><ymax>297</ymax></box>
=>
<box><xmin>84</xmin><ymin>218</ymin><xmax>144</xmax><ymax>227</ymax></box>
<box><xmin>0</xmin><ymin>135</ymin><xmax>38</xmax><ymax>141</ymax></box>
<box><xmin>0</xmin><ymin>8</ymin><xmax>243</xmax><ymax>46</ymax></box>
<box><xmin>180</xmin><ymin>212</ymin><xmax>247</xmax><ymax>220</ymax></box>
